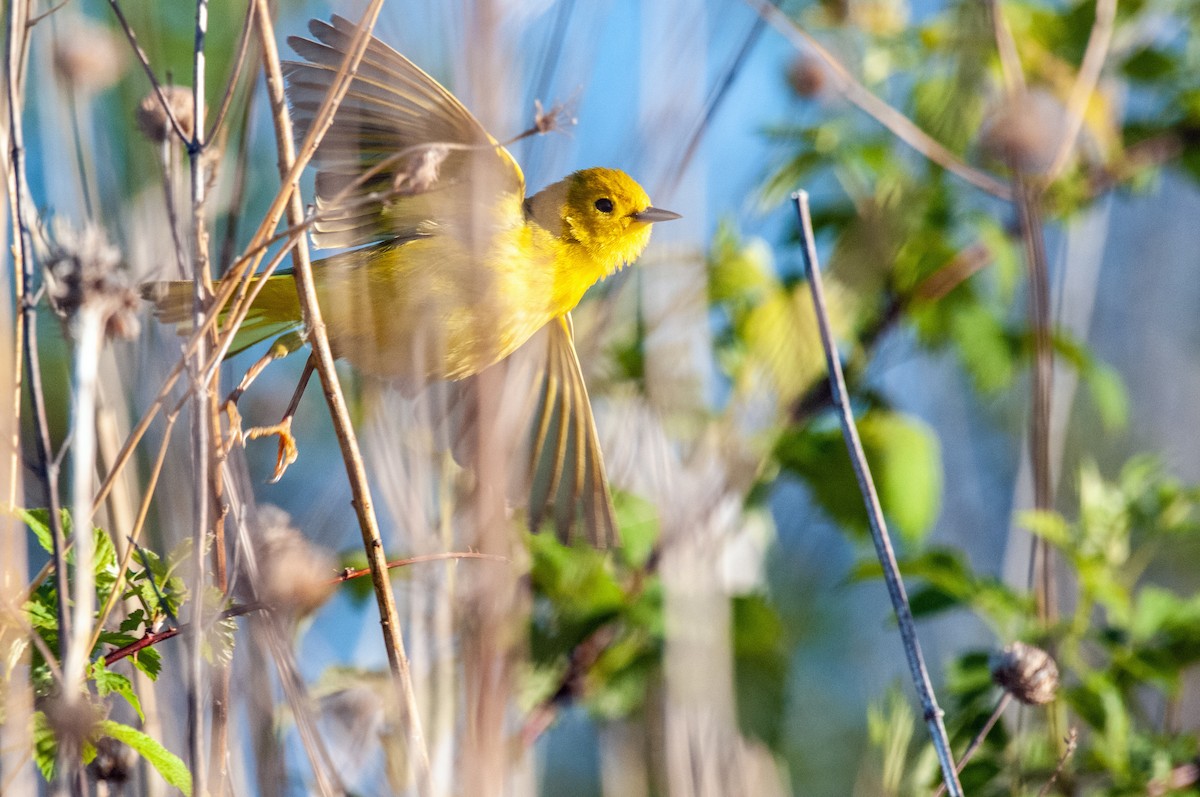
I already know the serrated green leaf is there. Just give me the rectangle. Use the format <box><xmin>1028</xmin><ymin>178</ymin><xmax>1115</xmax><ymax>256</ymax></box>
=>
<box><xmin>777</xmin><ymin>410</ymin><xmax>942</xmax><ymax>544</ymax></box>
<box><xmin>89</xmin><ymin>659</ymin><xmax>143</xmax><ymax>722</ymax></box>
<box><xmin>32</xmin><ymin>710</ymin><xmax>55</xmax><ymax>782</ymax></box>
<box><xmin>97</xmin><ymin>720</ymin><xmax>192</xmax><ymax>796</ymax></box>
<box><xmin>129</xmin><ymin>647</ymin><xmax>161</xmax><ymax>681</ymax></box>
<box><xmin>18</xmin><ymin>508</ymin><xmax>71</xmax><ymax>556</ymax></box>
<box><xmin>31</xmin><ymin>710</ymin><xmax>98</xmax><ymax>783</ymax></box>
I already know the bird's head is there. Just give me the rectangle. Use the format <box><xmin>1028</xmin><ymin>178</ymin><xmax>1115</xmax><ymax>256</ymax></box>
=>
<box><xmin>527</xmin><ymin>168</ymin><xmax>680</xmax><ymax>278</ymax></box>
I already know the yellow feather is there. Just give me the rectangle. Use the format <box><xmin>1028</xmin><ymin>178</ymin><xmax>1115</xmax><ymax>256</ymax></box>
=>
<box><xmin>146</xmin><ymin>18</ymin><xmax>680</xmax><ymax>546</ymax></box>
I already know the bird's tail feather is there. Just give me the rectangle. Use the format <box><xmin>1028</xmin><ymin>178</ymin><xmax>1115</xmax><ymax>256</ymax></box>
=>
<box><xmin>142</xmin><ymin>274</ymin><xmax>304</xmax><ymax>357</ymax></box>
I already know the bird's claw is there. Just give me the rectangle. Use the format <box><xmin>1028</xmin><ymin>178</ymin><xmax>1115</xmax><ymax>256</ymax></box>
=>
<box><xmin>245</xmin><ymin>417</ymin><xmax>298</xmax><ymax>483</ymax></box>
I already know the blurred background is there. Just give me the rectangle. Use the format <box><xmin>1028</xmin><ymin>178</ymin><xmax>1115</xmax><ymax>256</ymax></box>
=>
<box><xmin>5</xmin><ymin>0</ymin><xmax>1200</xmax><ymax>795</ymax></box>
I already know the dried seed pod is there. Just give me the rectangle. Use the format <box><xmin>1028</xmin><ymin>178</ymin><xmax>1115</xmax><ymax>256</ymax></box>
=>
<box><xmin>253</xmin><ymin>505</ymin><xmax>336</xmax><ymax>619</ymax></box>
<box><xmin>990</xmin><ymin>641</ymin><xmax>1059</xmax><ymax>705</ymax></box>
<box><xmin>978</xmin><ymin>89</ymin><xmax>1065</xmax><ymax>176</ymax></box>
<box><xmin>53</xmin><ymin>19</ymin><xmax>126</xmax><ymax>92</ymax></box>
<box><xmin>44</xmin><ymin>220</ymin><xmax>141</xmax><ymax>341</ymax></box>
<box><xmin>135</xmin><ymin>86</ymin><xmax>195</xmax><ymax>143</ymax></box>
<box><xmin>41</xmin><ymin>694</ymin><xmax>104</xmax><ymax>759</ymax></box>
<box><xmin>787</xmin><ymin>55</ymin><xmax>828</xmax><ymax>98</ymax></box>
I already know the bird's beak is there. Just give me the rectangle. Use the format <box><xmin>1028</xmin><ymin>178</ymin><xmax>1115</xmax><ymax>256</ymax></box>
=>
<box><xmin>633</xmin><ymin>206</ymin><xmax>682</xmax><ymax>223</ymax></box>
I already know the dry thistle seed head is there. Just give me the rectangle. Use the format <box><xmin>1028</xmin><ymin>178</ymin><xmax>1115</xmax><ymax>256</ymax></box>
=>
<box><xmin>978</xmin><ymin>89</ymin><xmax>1065</xmax><ymax>176</ymax></box>
<box><xmin>533</xmin><ymin>99</ymin><xmax>575</xmax><ymax>135</ymax></box>
<box><xmin>787</xmin><ymin>55</ymin><xmax>828</xmax><ymax>98</ymax></box>
<box><xmin>41</xmin><ymin>694</ymin><xmax>104</xmax><ymax>759</ymax></box>
<box><xmin>44</xmin><ymin>220</ymin><xmax>141</xmax><ymax>341</ymax></box>
<box><xmin>135</xmin><ymin>86</ymin><xmax>195</xmax><ymax>144</ymax></box>
<box><xmin>391</xmin><ymin>145</ymin><xmax>449</xmax><ymax>196</ymax></box>
<box><xmin>53</xmin><ymin>19</ymin><xmax>126</xmax><ymax>92</ymax></box>
<box><xmin>253</xmin><ymin>505</ymin><xmax>336</xmax><ymax>618</ymax></box>
<box><xmin>990</xmin><ymin>641</ymin><xmax>1060</xmax><ymax>705</ymax></box>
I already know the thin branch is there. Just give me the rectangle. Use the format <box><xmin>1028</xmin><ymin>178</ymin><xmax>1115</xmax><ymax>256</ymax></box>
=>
<box><xmin>7</xmin><ymin>0</ymin><xmax>70</xmax><ymax>681</ymax></box>
<box><xmin>105</xmin><ymin>0</ymin><xmax>191</xmax><ymax>145</ymax></box>
<box><xmin>749</xmin><ymin>0</ymin><xmax>1012</xmax><ymax>200</ymax></box>
<box><xmin>187</xmin><ymin>0</ymin><xmax>213</xmax><ymax>792</ymax></box>
<box><xmin>1035</xmin><ymin>729</ymin><xmax>1077</xmax><ymax>797</ymax></box>
<box><xmin>101</xmin><ymin>552</ymin><xmax>500</xmax><ymax>666</ymax></box>
<box><xmin>932</xmin><ymin>692</ymin><xmax>1012</xmax><ymax>797</ymax></box>
<box><xmin>987</xmin><ymin>0</ymin><xmax>1026</xmax><ymax>96</ymax></box>
<box><xmin>104</xmin><ymin>602</ymin><xmax>260</xmax><ymax>667</ymax></box>
<box><xmin>205</xmin><ymin>0</ymin><xmax>256</xmax><ymax>142</ymax></box>
<box><xmin>87</xmin><ymin>404</ymin><xmax>180</xmax><ymax>656</ymax></box>
<box><xmin>251</xmin><ymin>4</ymin><xmax>434</xmax><ymax>794</ymax></box>
<box><xmin>792</xmin><ymin>190</ymin><xmax>964</xmax><ymax>797</ymax></box>
<box><xmin>985</xmin><ymin>0</ymin><xmax>1057</xmax><ymax>624</ymax></box>
<box><xmin>64</xmin><ymin>307</ymin><xmax>104</xmax><ymax>701</ymax></box>
<box><xmin>1043</xmin><ymin>0</ymin><xmax>1117</xmax><ymax>181</ymax></box>
<box><xmin>333</xmin><ymin>551</ymin><xmax>509</xmax><ymax>583</ymax></box>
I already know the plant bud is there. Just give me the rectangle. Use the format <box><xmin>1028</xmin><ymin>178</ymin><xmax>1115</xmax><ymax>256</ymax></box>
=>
<box><xmin>254</xmin><ymin>506</ymin><xmax>336</xmax><ymax>619</ymax></box>
<box><xmin>990</xmin><ymin>641</ymin><xmax>1059</xmax><ymax>705</ymax></box>
<box><xmin>53</xmin><ymin>20</ymin><xmax>125</xmax><ymax>92</ymax></box>
<box><xmin>135</xmin><ymin>86</ymin><xmax>195</xmax><ymax>144</ymax></box>
<box><xmin>978</xmin><ymin>89</ymin><xmax>1065</xmax><ymax>175</ymax></box>
<box><xmin>787</xmin><ymin>55</ymin><xmax>828</xmax><ymax>99</ymax></box>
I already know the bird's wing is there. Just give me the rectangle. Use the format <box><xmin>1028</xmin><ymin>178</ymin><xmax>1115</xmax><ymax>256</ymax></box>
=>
<box><xmin>284</xmin><ymin>16</ymin><xmax>525</xmax><ymax>249</ymax></box>
<box><xmin>527</xmin><ymin>315</ymin><xmax>619</xmax><ymax>547</ymax></box>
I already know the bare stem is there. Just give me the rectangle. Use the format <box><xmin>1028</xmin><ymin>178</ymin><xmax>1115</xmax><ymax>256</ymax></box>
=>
<box><xmin>187</xmin><ymin>0</ymin><xmax>212</xmax><ymax>792</ymax></box>
<box><xmin>750</xmin><ymin>0</ymin><xmax>1012</xmax><ymax>200</ymax></box>
<box><xmin>1043</xmin><ymin>0</ymin><xmax>1116</xmax><ymax>181</ymax></box>
<box><xmin>932</xmin><ymin>692</ymin><xmax>1012</xmax><ymax>797</ymax></box>
<box><xmin>7</xmin><ymin>0</ymin><xmax>68</xmax><ymax>674</ymax></box>
<box><xmin>105</xmin><ymin>0</ymin><xmax>191</xmax><ymax>145</ymax></box>
<box><xmin>251</xmin><ymin>4</ymin><xmax>433</xmax><ymax>793</ymax></box>
<box><xmin>64</xmin><ymin>308</ymin><xmax>103</xmax><ymax>697</ymax></box>
<box><xmin>792</xmin><ymin>191</ymin><xmax>963</xmax><ymax>797</ymax></box>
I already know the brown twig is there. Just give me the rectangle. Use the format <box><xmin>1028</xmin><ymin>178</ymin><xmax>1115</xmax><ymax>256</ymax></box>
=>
<box><xmin>105</xmin><ymin>0</ymin><xmax>191</xmax><ymax>145</ymax></box>
<box><xmin>333</xmin><ymin>551</ymin><xmax>509</xmax><ymax>584</ymax></box>
<box><xmin>793</xmin><ymin>191</ymin><xmax>964</xmax><ymax>797</ymax></box>
<box><xmin>932</xmin><ymin>692</ymin><xmax>1012</xmax><ymax>797</ymax></box>
<box><xmin>86</xmin><ymin>403</ymin><xmax>181</xmax><ymax>658</ymax></box>
<box><xmin>1044</xmin><ymin>0</ymin><xmax>1116</xmax><ymax>182</ymax></box>
<box><xmin>983</xmin><ymin>0</ymin><xmax>1057</xmax><ymax>624</ymax></box>
<box><xmin>251</xmin><ymin>4</ymin><xmax>433</xmax><ymax>793</ymax></box>
<box><xmin>748</xmin><ymin>0</ymin><xmax>1012</xmax><ymax>200</ymax></box>
<box><xmin>7</xmin><ymin>0</ymin><xmax>71</xmax><ymax>677</ymax></box>
<box><xmin>1035</xmin><ymin>728</ymin><xmax>1077</xmax><ymax>797</ymax></box>
<box><xmin>206</xmin><ymin>0</ymin><xmax>256</xmax><ymax>142</ymax></box>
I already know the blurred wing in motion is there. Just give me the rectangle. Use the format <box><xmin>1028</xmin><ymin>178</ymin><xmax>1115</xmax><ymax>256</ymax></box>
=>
<box><xmin>283</xmin><ymin>15</ymin><xmax>525</xmax><ymax>249</ymax></box>
<box><xmin>445</xmin><ymin>315</ymin><xmax>618</xmax><ymax>547</ymax></box>
<box><xmin>527</xmin><ymin>315</ymin><xmax>618</xmax><ymax>547</ymax></box>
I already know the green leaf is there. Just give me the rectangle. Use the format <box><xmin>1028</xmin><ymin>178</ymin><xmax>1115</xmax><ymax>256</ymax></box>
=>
<box><xmin>30</xmin><ymin>710</ymin><xmax>98</xmax><ymax>783</ymax></box>
<box><xmin>732</xmin><ymin>594</ymin><xmax>790</xmax><ymax>749</ymax></box>
<box><xmin>1121</xmin><ymin>47</ymin><xmax>1176</xmax><ymax>82</ymax></box>
<box><xmin>128</xmin><ymin>647</ymin><xmax>162</xmax><ymax>681</ymax></box>
<box><xmin>613</xmin><ymin>491</ymin><xmax>660</xmax><ymax>570</ymax></box>
<box><xmin>97</xmin><ymin>720</ymin><xmax>192</xmax><ymax>796</ymax></box>
<box><xmin>18</xmin><ymin>508</ymin><xmax>71</xmax><ymax>556</ymax></box>
<box><xmin>32</xmin><ymin>710</ymin><xmax>55</xmax><ymax>782</ymax></box>
<box><xmin>1018</xmin><ymin>510</ymin><xmax>1072</xmax><ymax>548</ymax></box>
<box><xmin>777</xmin><ymin>410</ymin><xmax>942</xmax><ymax>544</ymax></box>
<box><xmin>89</xmin><ymin>659</ymin><xmax>144</xmax><ymax>722</ymax></box>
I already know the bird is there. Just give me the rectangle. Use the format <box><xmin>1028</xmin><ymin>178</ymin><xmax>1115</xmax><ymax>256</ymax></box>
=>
<box><xmin>148</xmin><ymin>16</ymin><xmax>679</xmax><ymax>547</ymax></box>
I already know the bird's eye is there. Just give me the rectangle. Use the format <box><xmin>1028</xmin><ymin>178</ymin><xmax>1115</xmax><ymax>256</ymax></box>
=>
<box><xmin>594</xmin><ymin>198</ymin><xmax>614</xmax><ymax>213</ymax></box>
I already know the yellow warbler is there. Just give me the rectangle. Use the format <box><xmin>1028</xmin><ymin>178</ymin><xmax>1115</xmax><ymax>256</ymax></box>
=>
<box><xmin>150</xmin><ymin>16</ymin><xmax>678</xmax><ymax>546</ymax></box>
